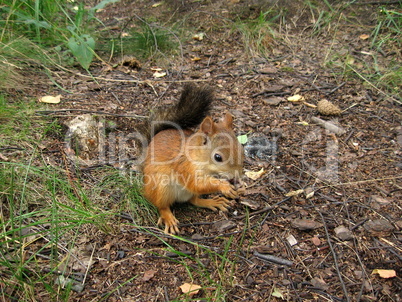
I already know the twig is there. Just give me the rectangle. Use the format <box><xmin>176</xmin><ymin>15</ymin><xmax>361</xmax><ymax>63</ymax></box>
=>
<box><xmin>253</xmin><ymin>250</ymin><xmax>294</xmax><ymax>266</ymax></box>
<box><xmin>315</xmin><ymin>207</ymin><xmax>350</xmax><ymax>302</ymax></box>
<box><xmin>111</xmin><ymin>91</ymin><xmax>121</xmax><ymax>104</ymax></box>
<box><xmin>35</xmin><ymin>109</ymin><xmax>146</xmax><ymax>118</ymax></box>
<box><xmin>252</xmin><ymin>90</ymin><xmax>291</xmax><ymax>98</ymax></box>
<box><xmin>235</xmin><ymin>197</ymin><xmax>291</xmax><ymax>221</ymax></box>
<box><xmin>326</xmin><ymin>82</ymin><xmax>346</xmax><ymax>95</ymax></box>
<box><xmin>310</xmin><ymin>116</ymin><xmax>346</xmax><ymax>135</ymax></box>
<box><xmin>260</xmin><ymin>197</ymin><xmax>292</xmax><ymax>226</ymax></box>
<box><xmin>351</xmin><ymin>218</ymin><xmax>369</xmax><ymax>231</ymax></box>
<box><xmin>0</xmin><ymin>147</ymin><xmax>25</xmax><ymax>151</ymax></box>
<box><xmin>375</xmin><ymin>238</ymin><xmax>402</xmax><ymax>261</ymax></box>
<box><xmin>82</xmin><ymin>243</ymin><xmax>96</xmax><ymax>285</ymax></box>
<box><xmin>344</xmin><ymin>128</ymin><xmax>355</xmax><ymax>143</ymax></box>
<box><xmin>79</xmin><ymin>157</ymin><xmax>140</xmax><ymax>171</ymax></box>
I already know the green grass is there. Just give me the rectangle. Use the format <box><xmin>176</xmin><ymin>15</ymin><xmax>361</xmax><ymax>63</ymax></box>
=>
<box><xmin>371</xmin><ymin>6</ymin><xmax>402</xmax><ymax>52</ymax></box>
<box><xmin>104</xmin><ymin>20</ymin><xmax>181</xmax><ymax>63</ymax></box>
<box><xmin>316</xmin><ymin>2</ymin><xmax>402</xmax><ymax>101</ymax></box>
<box><xmin>304</xmin><ymin>0</ymin><xmax>352</xmax><ymax>36</ymax></box>
<box><xmin>233</xmin><ymin>9</ymin><xmax>283</xmax><ymax>58</ymax></box>
<box><xmin>0</xmin><ymin>0</ymin><xmax>181</xmax><ymax>89</ymax></box>
<box><xmin>0</xmin><ymin>0</ymin><xmax>119</xmax><ymax>75</ymax></box>
<box><xmin>0</xmin><ymin>96</ymin><xmax>154</xmax><ymax>300</ymax></box>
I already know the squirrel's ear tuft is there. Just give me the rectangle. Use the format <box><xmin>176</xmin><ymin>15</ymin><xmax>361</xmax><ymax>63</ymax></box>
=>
<box><xmin>223</xmin><ymin>112</ymin><xmax>233</xmax><ymax>128</ymax></box>
<box><xmin>200</xmin><ymin>116</ymin><xmax>215</xmax><ymax>135</ymax></box>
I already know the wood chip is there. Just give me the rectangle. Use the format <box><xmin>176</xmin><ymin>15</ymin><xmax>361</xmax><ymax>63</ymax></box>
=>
<box><xmin>334</xmin><ymin>225</ymin><xmax>354</xmax><ymax>241</ymax></box>
<box><xmin>364</xmin><ymin>219</ymin><xmax>395</xmax><ymax>236</ymax></box>
<box><xmin>291</xmin><ymin>218</ymin><xmax>323</xmax><ymax>231</ymax></box>
<box><xmin>213</xmin><ymin>220</ymin><xmax>236</xmax><ymax>232</ymax></box>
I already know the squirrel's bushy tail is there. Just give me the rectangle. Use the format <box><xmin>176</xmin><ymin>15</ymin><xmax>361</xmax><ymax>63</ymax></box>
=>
<box><xmin>150</xmin><ymin>84</ymin><xmax>213</xmax><ymax>138</ymax></box>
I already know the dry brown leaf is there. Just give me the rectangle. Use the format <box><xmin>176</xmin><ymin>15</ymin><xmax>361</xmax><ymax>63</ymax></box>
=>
<box><xmin>372</xmin><ymin>269</ymin><xmax>396</xmax><ymax>279</ymax></box>
<box><xmin>179</xmin><ymin>283</ymin><xmax>202</xmax><ymax>296</ymax></box>
<box><xmin>311</xmin><ymin>235</ymin><xmax>321</xmax><ymax>246</ymax></box>
<box><xmin>240</xmin><ymin>199</ymin><xmax>261</xmax><ymax>210</ymax></box>
<box><xmin>192</xmin><ymin>33</ymin><xmax>205</xmax><ymax>41</ymax></box>
<box><xmin>285</xmin><ymin>189</ymin><xmax>304</xmax><ymax>197</ymax></box>
<box><xmin>40</xmin><ymin>95</ymin><xmax>61</xmax><ymax>104</ymax></box>
<box><xmin>142</xmin><ymin>270</ymin><xmax>157</xmax><ymax>282</ymax></box>
<box><xmin>245</xmin><ymin>168</ymin><xmax>265</xmax><ymax>180</ymax></box>
<box><xmin>291</xmin><ymin>218</ymin><xmax>323</xmax><ymax>231</ymax></box>
<box><xmin>153</xmin><ymin>71</ymin><xmax>166</xmax><ymax>78</ymax></box>
<box><xmin>303</xmin><ymin>101</ymin><xmax>317</xmax><ymax>108</ymax></box>
<box><xmin>359</xmin><ymin>34</ymin><xmax>370</xmax><ymax>40</ymax></box>
<box><xmin>304</xmin><ymin>186</ymin><xmax>315</xmax><ymax>199</ymax></box>
<box><xmin>287</xmin><ymin>94</ymin><xmax>304</xmax><ymax>102</ymax></box>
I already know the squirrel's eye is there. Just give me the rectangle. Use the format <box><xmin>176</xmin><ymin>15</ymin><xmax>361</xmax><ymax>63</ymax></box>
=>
<box><xmin>214</xmin><ymin>153</ymin><xmax>223</xmax><ymax>162</ymax></box>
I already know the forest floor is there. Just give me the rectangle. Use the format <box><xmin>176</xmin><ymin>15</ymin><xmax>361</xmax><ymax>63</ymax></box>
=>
<box><xmin>2</xmin><ymin>0</ymin><xmax>402</xmax><ymax>301</ymax></box>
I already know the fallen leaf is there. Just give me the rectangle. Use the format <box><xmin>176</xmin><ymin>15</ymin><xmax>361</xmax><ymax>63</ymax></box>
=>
<box><xmin>371</xmin><ymin>195</ymin><xmax>391</xmax><ymax>205</ymax></box>
<box><xmin>151</xmin><ymin>2</ymin><xmax>163</xmax><ymax>7</ymax></box>
<box><xmin>359</xmin><ymin>33</ymin><xmax>370</xmax><ymax>40</ymax></box>
<box><xmin>286</xmin><ymin>234</ymin><xmax>298</xmax><ymax>246</ymax></box>
<box><xmin>364</xmin><ymin>219</ymin><xmax>395</xmax><ymax>236</ymax></box>
<box><xmin>291</xmin><ymin>218</ymin><xmax>323</xmax><ymax>231</ymax></box>
<box><xmin>240</xmin><ymin>199</ymin><xmax>261</xmax><ymax>210</ymax></box>
<box><xmin>311</xmin><ymin>235</ymin><xmax>321</xmax><ymax>246</ymax></box>
<box><xmin>287</xmin><ymin>94</ymin><xmax>304</xmax><ymax>102</ymax></box>
<box><xmin>311</xmin><ymin>276</ymin><xmax>329</xmax><ymax>291</ymax></box>
<box><xmin>191</xmin><ymin>56</ymin><xmax>202</xmax><ymax>61</ymax></box>
<box><xmin>213</xmin><ymin>220</ymin><xmax>236</xmax><ymax>232</ymax></box>
<box><xmin>40</xmin><ymin>95</ymin><xmax>61</xmax><ymax>104</ymax></box>
<box><xmin>372</xmin><ymin>269</ymin><xmax>396</xmax><ymax>279</ymax></box>
<box><xmin>179</xmin><ymin>283</ymin><xmax>201</xmax><ymax>296</ymax></box>
<box><xmin>237</xmin><ymin>133</ymin><xmax>248</xmax><ymax>144</ymax></box>
<box><xmin>192</xmin><ymin>33</ymin><xmax>205</xmax><ymax>41</ymax></box>
<box><xmin>153</xmin><ymin>71</ymin><xmax>166</xmax><ymax>78</ymax></box>
<box><xmin>284</xmin><ymin>189</ymin><xmax>304</xmax><ymax>197</ymax></box>
<box><xmin>245</xmin><ymin>168</ymin><xmax>265</xmax><ymax>180</ymax></box>
<box><xmin>272</xmin><ymin>287</ymin><xmax>284</xmax><ymax>299</ymax></box>
<box><xmin>334</xmin><ymin>225</ymin><xmax>354</xmax><ymax>241</ymax></box>
<box><xmin>304</xmin><ymin>187</ymin><xmax>315</xmax><ymax>199</ymax></box>
<box><xmin>142</xmin><ymin>269</ymin><xmax>157</xmax><ymax>281</ymax></box>
<box><xmin>263</xmin><ymin>97</ymin><xmax>282</xmax><ymax>106</ymax></box>
<box><xmin>295</xmin><ymin>121</ymin><xmax>309</xmax><ymax>126</ymax></box>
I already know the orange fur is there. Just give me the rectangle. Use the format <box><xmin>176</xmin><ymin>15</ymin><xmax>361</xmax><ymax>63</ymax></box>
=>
<box><xmin>143</xmin><ymin>113</ymin><xmax>244</xmax><ymax>234</ymax></box>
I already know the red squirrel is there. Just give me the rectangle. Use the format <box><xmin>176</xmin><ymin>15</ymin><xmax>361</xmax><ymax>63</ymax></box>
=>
<box><xmin>143</xmin><ymin>84</ymin><xmax>244</xmax><ymax>234</ymax></box>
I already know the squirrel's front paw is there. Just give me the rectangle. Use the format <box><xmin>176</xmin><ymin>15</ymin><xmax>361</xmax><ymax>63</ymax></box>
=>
<box><xmin>221</xmin><ymin>182</ymin><xmax>238</xmax><ymax>199</ymax></box>
<box><xmin>158</xmin><ymin>210</ymin><xmax>179</xmax><ymax>234</ymax></box>
<box><xmin>190</xmin><ymin>196</ymin><xmax>231</xmax><ymax>212</ymax></box>
<box><xmin>211</xmin><ymin>196</ymin><xmax>231</xmax><ymax>211</ymax></box>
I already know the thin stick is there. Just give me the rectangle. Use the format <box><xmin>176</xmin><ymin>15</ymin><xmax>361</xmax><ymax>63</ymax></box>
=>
<box><xmin>315</xmin><ymin>207</ymin><xmax>350</xmax><ymax>302</ymax></box>
<box><xmin>82</xmin><ymin>243</ymin><xmax>96</xmax><ymax>285</ymax></box>
<box><xmin>253</xmin><ymin>250</ymin><xmax>294</xmax><ymax>266</ymax></box>
<box><xmin>35</xmin><ymin>109</ymin><xmax>147</xmax><ymax>118</ymax></box>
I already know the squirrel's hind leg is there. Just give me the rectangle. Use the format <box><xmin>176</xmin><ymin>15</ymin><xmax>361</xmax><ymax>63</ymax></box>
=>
<box><xmin>190</xmin><ymin>195</ymin><xmax>231</xmax><ymax>212</ymax></box>
<box><xmin>158</xmin><ymin>207</ymin><xmax>180</xmax><ymax>234</ymax></box>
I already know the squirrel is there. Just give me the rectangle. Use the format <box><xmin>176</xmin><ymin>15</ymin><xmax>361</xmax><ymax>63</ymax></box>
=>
<box><xmin>142</xmin><ymin>84</ymin><xmax>244</xmax><ymax>234</ymax></box>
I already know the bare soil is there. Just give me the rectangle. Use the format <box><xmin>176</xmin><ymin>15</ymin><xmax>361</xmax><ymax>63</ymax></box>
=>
<box><xmin>9</xmin><ymin>0</ymin><xmax>402</xmax><ymax>301</ymax></box>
